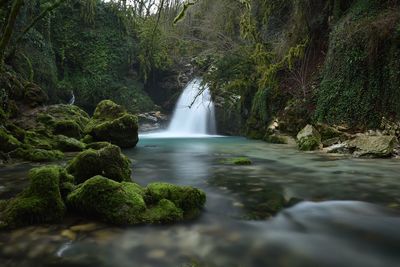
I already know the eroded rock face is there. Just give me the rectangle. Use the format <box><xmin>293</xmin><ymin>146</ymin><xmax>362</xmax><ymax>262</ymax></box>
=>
<box><xmin>86</xmin><ymin>100</ymin><xmax>139</xmax><ymax>148</ymax></box>
<box><xmin>296</xmin><ymin>125</ymin><xmax>322</xmax><ymax>151</ymax></box>
<box><xmin>66</xmin><ymin>144</ymin><xmax>132</xmax><ymax>184</ymax></box>
<box><xmin>348</xmin><ymin>135</ymin><xmax>398</xmax><ymax>158</ymax></box>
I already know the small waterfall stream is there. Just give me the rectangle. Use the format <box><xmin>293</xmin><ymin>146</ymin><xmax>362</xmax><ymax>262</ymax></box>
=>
<box><xmin>143</xmin><ymin>78</ymin><xmax>218</xmax><ymax>138</ymax></box>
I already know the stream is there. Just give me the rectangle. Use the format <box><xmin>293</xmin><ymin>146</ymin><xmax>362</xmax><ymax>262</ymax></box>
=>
<box><xmin>1</xmin><ymin>136</ymin><xmax>400</xmax><ymax>267</ymax></box>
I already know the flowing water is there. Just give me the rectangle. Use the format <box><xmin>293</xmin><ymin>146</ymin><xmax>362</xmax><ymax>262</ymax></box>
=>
<box><xmin>145</xmin><ymin>78</ymin><xmax>217</xmax><ymax>138</ymax></box>
<box><xmin>1</xmin><ymin>137</ymin><xmax>400</xmax><ymax>267</ymax></box>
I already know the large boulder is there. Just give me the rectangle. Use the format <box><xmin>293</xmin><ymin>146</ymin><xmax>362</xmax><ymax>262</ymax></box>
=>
<box><xmin>54</xmin><ymin>135</ymin><xmax>86</xmax><ymax>152</ymax></box>
<box><xmin>9</xmin><ymin>148</ymin><xmax>64</xmax><ymax>162</ymax></box>
<box><xmin>23</xmin><ymin>83</ymin><xmax>48</xmax><ymax>108</ymax></box>
<box><xmin>66</xmin><ymin>177</ymin><xmax>206</xmax><ymax>225</ymax></box>
<box><xmin>348</xmin><ymin>135</ymin><xmax>398</xmax><ymax>158</ymax></box>
<box><xmin>86</xmin><ymin>100</ymin><xmax>139</xmax><ymax>148</ymax></box>
<box><xmin>296</xmin><ymin>125</ymin><xmax>322</xmax><ymax>151</ymax></box>
<box><xmin>66</xmin><ymin>144</ymin><xmax>132</xmax><ymax>184</ymax></box>
<box><xmin>67</xmin><ymin>176</ymin><xmax>146</xmax><ymax>225</ymax></box>
<box><xmin>0</xmin><ymin>166</ymin><xmax>68</xmax><ymax>229</ymax></box>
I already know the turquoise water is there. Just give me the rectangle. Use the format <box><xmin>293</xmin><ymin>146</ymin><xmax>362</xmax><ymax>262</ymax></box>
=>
<box><xmin>1</xmin><ymin>137</ymin><xmax>400</xmax><ymax>267</ymax></box>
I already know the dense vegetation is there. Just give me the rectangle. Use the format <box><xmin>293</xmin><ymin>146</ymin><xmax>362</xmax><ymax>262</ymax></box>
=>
<box><xmin>0</xmin><ymin>0</ymin><xmax>399</xmax><ymax>135</ymax></box>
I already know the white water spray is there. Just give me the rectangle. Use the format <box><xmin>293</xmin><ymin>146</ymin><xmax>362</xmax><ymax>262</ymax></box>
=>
<box><xmin>142</xmin><ymin>78</ymin><xmax>218</xmax><ymax>138</ymax></box>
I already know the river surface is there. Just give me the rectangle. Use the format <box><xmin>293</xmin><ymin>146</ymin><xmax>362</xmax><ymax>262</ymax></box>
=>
<box><xmin>1</xmin><ymin>137</ymin><xmax>400</xmax><ymax>267</ymax></box>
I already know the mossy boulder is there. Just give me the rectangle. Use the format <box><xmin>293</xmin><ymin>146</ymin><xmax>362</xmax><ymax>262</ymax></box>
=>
<box><xmin>145</xmin><ymin>182</ymin><xmax>206</xmax><ymax>218</ymax></box>
<box><xmin>55</xmin><ymin>135</ymin><xmax>86</xmax><ymax>152</ymax></box>
<box><xmin>297</xmin><ymin>125</ymin><xmax>322</xmax><ymax>151</ymax></box>
<box><xmin>23</xmin><ymin>130</ymin><xmax>55</xmax><ymax>150</ymax></box>
<box><xmin>66</xmin><ymin>144</ymin><xmax>131</xmax><ymax>184</ymax></box>
<box><xmin>0</xmin><ymin>128</ymin><xmax>21</xmax><ymax>152</ymax></box>
<box><xmin>143</xmin><ymin>199</ymin><xmax>183</xmax><ymax>224</ymax></box>
<box><xmin>9</xmin><ymin>148</ymin><xmax>64</xmax><ymax>162</ymax></box>
<box><xmin>0</xmin><ymin>166</ymin><xmax>67</xmax><ymax>229</ymax></box>
<box><xmin>88</xmin><ymin>114</ymin><xmax>139</xmax><ymax>148</ymax></box>
<box><xmin>93</xmin><ymin>100</ymin><xmax>126</xmax><ymax>120</ymax></box>
<box><xmin>67</xmin><ymin>176</ymin><xmax>146</xmax><ymax>225</ymax></box>
<box><xmin>86</xmin><ymin>100</ymin><xmax>139</xmax><ymax>148</ymax></box>
<box><xmin>53</xmin><ymin>120</ymin><xmax>82</xmax><ymax>139</ymax></box>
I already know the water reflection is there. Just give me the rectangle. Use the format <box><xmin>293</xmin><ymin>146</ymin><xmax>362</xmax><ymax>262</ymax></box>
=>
<box><xmin>1</xmin><ymin>137</ymin><xmax>400</xmax><ymax>267</ymax></box>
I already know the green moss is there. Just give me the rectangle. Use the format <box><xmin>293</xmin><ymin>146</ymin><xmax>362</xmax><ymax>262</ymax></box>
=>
<box><xmin>315</xmin><ymin>3</ymin><xmax>400</xmax><ymax>127</ymax></box>
<box><xmin>298</xmin><ymin>137</ymin><xmax>321</xmax><ymax>151</ymax></box>
<box><xmin>66</xmin><ymin>144</ymin><xmax>131</xmax><ymax>184</ymax></box>
<box><xmin>55</xmin><ymin>135</ymin><xmax>86</xmax><ymax>152</ymax></box>
<box><xmin>0</xmin><ymin>166</ymin><xmax>66</xmax><ymax>229</ymax></box>
<box><xmin>143</xmin><ymin>199</ymin><xmax>183</xmax><ymax>224</ymax></box>
<box><xmin>23</xmin><ymin>131</ymin><xmax>54</xmax><ymax>150</ymax></box>
<box><xmin>0</xmin><ymin>128</ymin><xmax>21</xmax><ymax>153</ymax></box>
<box><xmin>223</xmin><ymin>157</ymin><xmax>252</xmax><ymax>165</ymax></box>
<box><xmin>93</xmin><ymin>100</ymin><xmax>125</xmax><ymax>121</ymax></box>
<box><xmin>9</xmin><ymin>148</ymin><xmax>64</xmax><ymax>162</ymax></box>
<box><xmin>87</xmin><ymin>113</ymin><xmax>139</xmax><ymax>148</ymax></box>
<box><xmin>23</xmin><ymin>83</ymin><xmax>49</xmax><ymax>108</ymax></box>
<box><xmin>145</xmin><ymin>182</ymin><xmax>206</xmax><ymax>218</ymax></box>
<box><xmin>53</xmin><ymin>120</ymin><xmax>82</xmax><ymax>139</ymax></box>
<box><xmin>67</xmin><ymin>176</ymin><xmax>146</xmax><ymax>225</ymax></box>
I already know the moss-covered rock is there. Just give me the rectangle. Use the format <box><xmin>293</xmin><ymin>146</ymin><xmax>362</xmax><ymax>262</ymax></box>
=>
<box><xmin>88</xmin><ymin>114</ymin><xmax>139</xmax><ymax>148</ymax></box>
<box><xmin>23</xmin><ymin>130</ymin><xmax>54</xmax><ymax>150</ymax></box>
<box><xmin>143</xmin><ymin>199</ymin><xmax>183</xmax><ymax>224</ymax></box>
<box><xmin>67</xmin><ymin>176</ymin><xmax>146</xmax><ymax>225</ymax></box>
<box><xmin>55</xmin><ymin>135</ymin><xmax>85</xmax><ymax>152</ymax></box>
<box><xmin>297</xmin><ymin>125</ymin><xmax>322</xmax><ymax>151</ymax></box>
<box><xmin>9</xmin><ymin>148</ymin><xmax>64</xmax><ymax>162</ymax></box>
<box><xmin>145</xmin><ymin>182</ymin><xmax>206</xmax><ymax>218</ymax></box>
<box><xmin>53</xmin><ymin>120</ymin><xmax>82</xmax><ymax>139</ymax></box>
<box><xmin>93</xmin><ymin>100</ymin><xmax>126</xmax><ymax>121</ymax></box>
<box><xmin>0</xmin><ymin>166</ymin><xmax>66</xmax><ymax>229</ymax></box>
<box><xmin>66</xmin><ymin>144</ymin><xmax>131</xmax><ymax>184</ymax></box>
<box><xmin>85</xmin><ymin>100</ymin><xmax>139</xmax><ymax>148</ymax></box>
<box><xmin>0</xmin><ymin>128</ymin><xmax>21</xmax><ymax>152</ymax></box>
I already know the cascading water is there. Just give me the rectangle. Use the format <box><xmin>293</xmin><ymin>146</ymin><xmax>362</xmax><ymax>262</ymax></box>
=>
<box><xmin>142</xmin><ymin>78</ymin><xmax>218</xmax><ymax>138</ymax></box>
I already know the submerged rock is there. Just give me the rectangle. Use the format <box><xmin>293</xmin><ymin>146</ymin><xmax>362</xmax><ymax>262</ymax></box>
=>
<box><xmin>66</xmin><ymin>144</ymin><xmax>131</xmax><ymax>183</ymax></box>
<box><xmin>223</xmin><ymin>157</ymin><xmax>252</xmax><ymax>165</ymax></box>
<box><xmin>0</xmin><ymin>166</ymin><xmax>67</xmax><ymax>229</ymax></box>
<box><xmin>145</xmin><ymin>182</ymin><xmax>206</xmax><ymax>218</ymax></box>
<box><xmin>86</xmin><ymin>100</ymin><xmax>139</xmax><ymax>148</ymax></box>
<box><xmin>297</xmin><ymin>125</ymin><xmax>322</xmax><ymax>151</ymax></box>
<box><xmin>348</xmin><ymin>135</ymin><xmax>398</xmax><ymax>158</ymax></box>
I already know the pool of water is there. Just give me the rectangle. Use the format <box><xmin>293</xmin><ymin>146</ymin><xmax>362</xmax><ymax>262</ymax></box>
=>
<box><xmin>1</xmin><ymin>137</ymin><xmax>400</xmax><ymax>267</ymax></box>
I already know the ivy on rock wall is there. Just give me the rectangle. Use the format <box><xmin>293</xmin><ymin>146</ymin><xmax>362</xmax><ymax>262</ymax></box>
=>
<box><xmin>51</xmin><ymin>1</ymin><xmax>154</xmax><ymax>113</ymax></box>
<box><xmin>315</xmin><ymin>0</ymin><xmax>400</xmax><ymax>128</ymax></box>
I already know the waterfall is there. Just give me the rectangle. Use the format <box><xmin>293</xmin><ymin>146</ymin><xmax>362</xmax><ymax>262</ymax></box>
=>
<box><xmin>142</xmin><ymin>78</ymin><xmax>218</xmax><ymax>138</ymax></box>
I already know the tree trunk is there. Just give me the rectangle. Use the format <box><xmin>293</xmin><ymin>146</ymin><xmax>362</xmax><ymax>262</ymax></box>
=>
<box><xmin>0</xmin><ymin>0</ymin><xmax>24</xmax><ymax>69</ymax></box>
